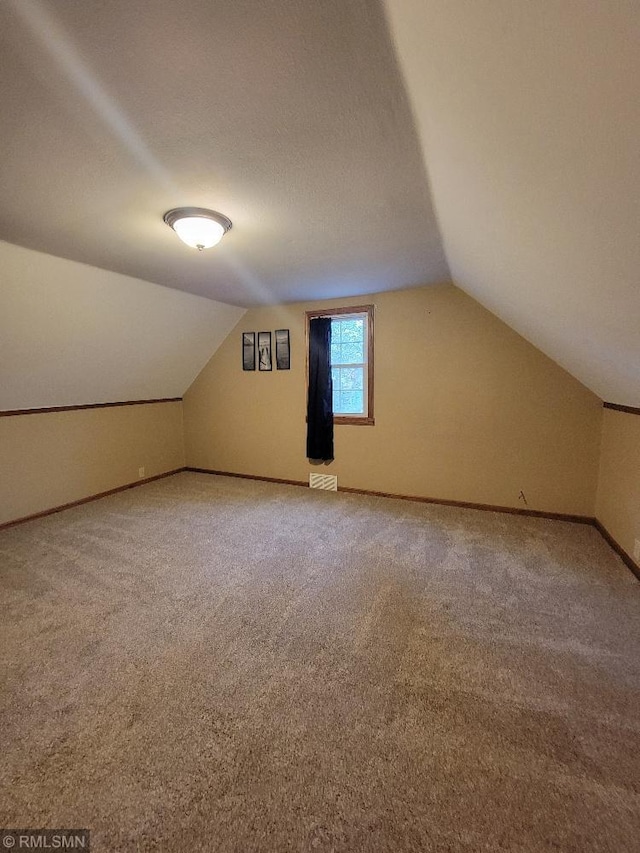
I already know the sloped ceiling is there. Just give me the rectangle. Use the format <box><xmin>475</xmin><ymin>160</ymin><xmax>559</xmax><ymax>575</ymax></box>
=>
<box><xmin>0</xmin><ymin>0</ymin><xmax>448</xmax><ymax>306</ymax></box>
<box><xmin>383</xmin><ymin>0</ymin><xmax>640</xmax><ymax>405</ymax></box>
<box><xmin>2</xmin><ymin>0</ymin><xmax>638</xmax><ymax>408</ymax></box>
<box><xmin>0</xmin><ymin>241</ymin><xmax>244</xmax><ymax>410</ymax></box>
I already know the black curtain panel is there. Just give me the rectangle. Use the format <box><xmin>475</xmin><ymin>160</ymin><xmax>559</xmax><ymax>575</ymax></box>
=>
<box><xmin>306</xmin><ymin>317</ymin><xmax>334</xmax><ymax>461</ymax></box>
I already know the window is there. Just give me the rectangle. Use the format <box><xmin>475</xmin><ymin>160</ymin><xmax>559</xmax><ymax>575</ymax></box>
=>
<box><xmin>306</xmin><ymin>305</ymin><xmax>374</xmax><ymax>425</ymax></box>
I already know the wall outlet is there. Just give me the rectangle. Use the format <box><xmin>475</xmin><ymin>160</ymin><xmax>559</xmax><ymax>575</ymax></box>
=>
<box><xmin>634</xmin><ymin>539</ymin><xmax>640</xmax><ymax>562</ymax></box>
<box><xmin>138</xmin><ymin>467</ymin><xmax>145</xmax><ymax>479</ymax></box>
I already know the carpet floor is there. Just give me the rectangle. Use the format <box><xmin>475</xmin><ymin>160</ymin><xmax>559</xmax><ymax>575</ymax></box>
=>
<box><xmin>1</xmin><ymin>472</ymin><xmax>639</xmax><ymax>852</ymax></box>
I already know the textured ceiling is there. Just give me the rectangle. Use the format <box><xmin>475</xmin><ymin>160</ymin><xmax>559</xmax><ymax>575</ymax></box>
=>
<box><xmin>0</xmin><ymin>242</ymin><xmax>244</xmax><ymax>410</ymax></box>
<box><xmin>384</xmin><ymin>0</ymin><xmax>640</xmax><ymax>405</ymax></box>
<box><xmin>0</xmin><ymin>0</ymin><xmax>448</xmax><ymax>307</ymax></box>
<box><xmin>2</xmin><ymin>0</ymin><xmax>638</xmax><ymax>407</ymax></box>
<box><xmin>0</xmin><ymin>240</ymin><xmax>244</xmax><ymax>410</ymax></box>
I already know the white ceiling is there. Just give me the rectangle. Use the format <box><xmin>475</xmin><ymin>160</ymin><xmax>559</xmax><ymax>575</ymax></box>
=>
<box><xmin>0</xmin><ymin>0</ymin><xmax>448</xmax><ymax>307</ymax></box>
<box><xmin>1</xmin><ymin>0</ymin><xmax>638</xmax><ymax>406</ymax></box>
<box><xmin>383</xmin><ymin>0</ymin><xmax>640</xmax><ymax>405</ymax></box>
<box><xmin>0</xmin><ymin>240</ymin><xmax>244</xmax><ymax>410</ymax></box>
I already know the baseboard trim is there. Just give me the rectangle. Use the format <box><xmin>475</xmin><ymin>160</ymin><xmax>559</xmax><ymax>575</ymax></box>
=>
<box><xmin>594</xmin><ymin>520</ymin><xmax>640</xmax><ymax>581</ymax></box>
<box><xmin>188</xmin><ymin>467</ymin><xmax>638</xmax><ymax>581</ymax></box>
<box><xmin>340</xmin><ymin>485</ymin><xmax>595</xmax><ymax>525</ymax></box>
<box><xmin>186</xmin><ymin>466</ymin><xmax>593</xmax><ymax>524</ymax></box>
<box><xmin>0</xmin><ymin>468</ymin><xmax>186</xmax><ymax>531</ymax></box>
<box><xmin>186</xmin><ymin>467</ymin><xmax>308</xmax><ymax>489</ymax></box>
<box><xmin>4</xmin><ymin>466</ymin><xmax>637</xmax><ymax>584</ymax></box>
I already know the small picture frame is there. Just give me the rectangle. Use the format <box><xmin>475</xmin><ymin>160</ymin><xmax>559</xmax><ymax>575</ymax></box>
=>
<box><xmin>242</xmin><ymin>332</ymin><xmax>255</xmax><ymax>371</ymax></box>
<box><xmin>242</xmin><ymin>332</ymin><xmax>256</xmax><ymax>370</ymax></box>
<box><xmin>275</xmin><ymin>329</ymin><xmax>290</xmax><ymax>370</ymax></box>
<box><xmin>258</xmin><ymin>331</ymin><xmax>272</xmax><ymax>371</ymax></box>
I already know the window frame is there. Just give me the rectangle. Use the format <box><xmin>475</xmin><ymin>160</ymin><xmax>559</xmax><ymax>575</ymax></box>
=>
<box><xmin>305</xmin><ymin>304</ymin><xmax>375</xmax><ymax>426</ymax></box>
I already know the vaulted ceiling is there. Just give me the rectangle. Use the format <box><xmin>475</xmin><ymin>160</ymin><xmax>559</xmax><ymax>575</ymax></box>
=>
<box><xmin>383</xmin><ymin>0</ymin><xmax>640</xmax><ymax>405</ymax></box>
<box><xmin>0</xmin><ymin>240</ymin><xmax>243</xmax><ymax>410</ymax></box>
<box><xmin>0</xmin><ymin>0</ymin><xmax>447</xmax><ymax>306</ymax></box>
<box><xmin>1</xmin><ymin>0</ymin><xmax>638</xmax><ymax>406</ymax></box>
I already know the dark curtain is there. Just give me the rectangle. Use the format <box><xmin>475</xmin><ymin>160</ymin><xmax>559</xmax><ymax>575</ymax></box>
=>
<box><xmin>306</xmin><ymin>317</ymin><xmax>334</xmax><ymax>460</ymax></box>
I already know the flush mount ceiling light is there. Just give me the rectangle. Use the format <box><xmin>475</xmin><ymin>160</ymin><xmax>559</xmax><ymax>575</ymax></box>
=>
<box><xmin>163</xmin><ymin>207</ymin><xmax>232</xmax><ymax>251</ymax></box>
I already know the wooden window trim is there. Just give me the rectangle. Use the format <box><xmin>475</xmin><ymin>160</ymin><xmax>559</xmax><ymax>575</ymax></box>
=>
<box><xmin>305</xmin><ymin>304</ymin><xmax>375</xmax><ymax>426</ymax></box>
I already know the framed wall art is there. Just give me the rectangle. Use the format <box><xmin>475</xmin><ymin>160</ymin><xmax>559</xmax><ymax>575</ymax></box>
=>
<box><xmin>258</xmin><ymin>331</ymin><xmax>272</xmax><ymax>371</ymax></box>
<box><xmin>242</xmin><ymin>332</ymin><xmax>256</xmax><ymax>371</ymax></box>
<box><xmin>275</xmin><ymin>329</ymin><xmax>290</xmax><ymax>370</ymax></box>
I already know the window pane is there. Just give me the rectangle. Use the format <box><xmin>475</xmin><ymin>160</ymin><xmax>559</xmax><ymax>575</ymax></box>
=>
<box><xmin>340</xmin><ymin>390</ymin><xmax>363</xmax><ymax>414</ymax></box>
<box><xmin>330</xmin><ymin>318</ymin><xmax>366</xmax><ymax>368</ymax></box>
<box><xmin>340</xmin><ymin>318</ymin><xmax>364</xmax><ymax>342</ymax></box>
<box><xmin>340</xmin><ymin>367</ymin><xmax>363</xmax><ymax>390</ymax></box>
<box><xmin>340</xmin><ymin>341</ymin><xmax>364</xmax><ymax>363</ymax></box>
<box><xmin>331</xmin><ymin>366</ymin><xmax>365</xmax><ymax>414</ymax></box>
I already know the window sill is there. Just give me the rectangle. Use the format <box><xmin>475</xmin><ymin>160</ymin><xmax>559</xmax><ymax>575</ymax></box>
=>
<box><xmin>334</xmin><ymin>416</ymin><xmax>375</xmax><ymax>426</ymax></box>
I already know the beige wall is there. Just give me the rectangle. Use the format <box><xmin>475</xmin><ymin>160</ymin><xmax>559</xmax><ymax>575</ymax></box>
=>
<box><xmin>596</xmin><ymin>408</ymin><xmax>640</xmax><ymax>564</ymax></box>
<box><xmin>0</xmin><ymin>401</ymin><xmax>185</xmax><ymax>525</ymax></box>
<box><xmin>184</xmin><ymin>284</ymin><xmax>602</xmax><ymax>516</ymax></box>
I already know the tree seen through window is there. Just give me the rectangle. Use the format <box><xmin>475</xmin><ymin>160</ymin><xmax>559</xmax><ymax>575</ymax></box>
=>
<box><xmin>331</xmin><ymin>315</ymin><xmax>366</xmax><ymax>415</ymax></box>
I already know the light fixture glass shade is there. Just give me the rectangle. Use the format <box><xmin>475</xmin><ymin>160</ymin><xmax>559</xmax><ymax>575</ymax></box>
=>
<box><xmin>163</xmin><ymin>208</ymin><xmax>232</xmax><ymax>250</ymax></box>
<box><xmin>173</xmin><ymin>216</ymin><xmax>224</xmax><ymax>249</ymax></box>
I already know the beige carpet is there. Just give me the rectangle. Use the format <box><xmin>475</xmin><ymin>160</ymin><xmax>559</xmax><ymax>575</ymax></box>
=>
<box><xmin>1</xmin><ymin>472</ymin><xmax>639</xmax><ymax>852</ymax></box>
